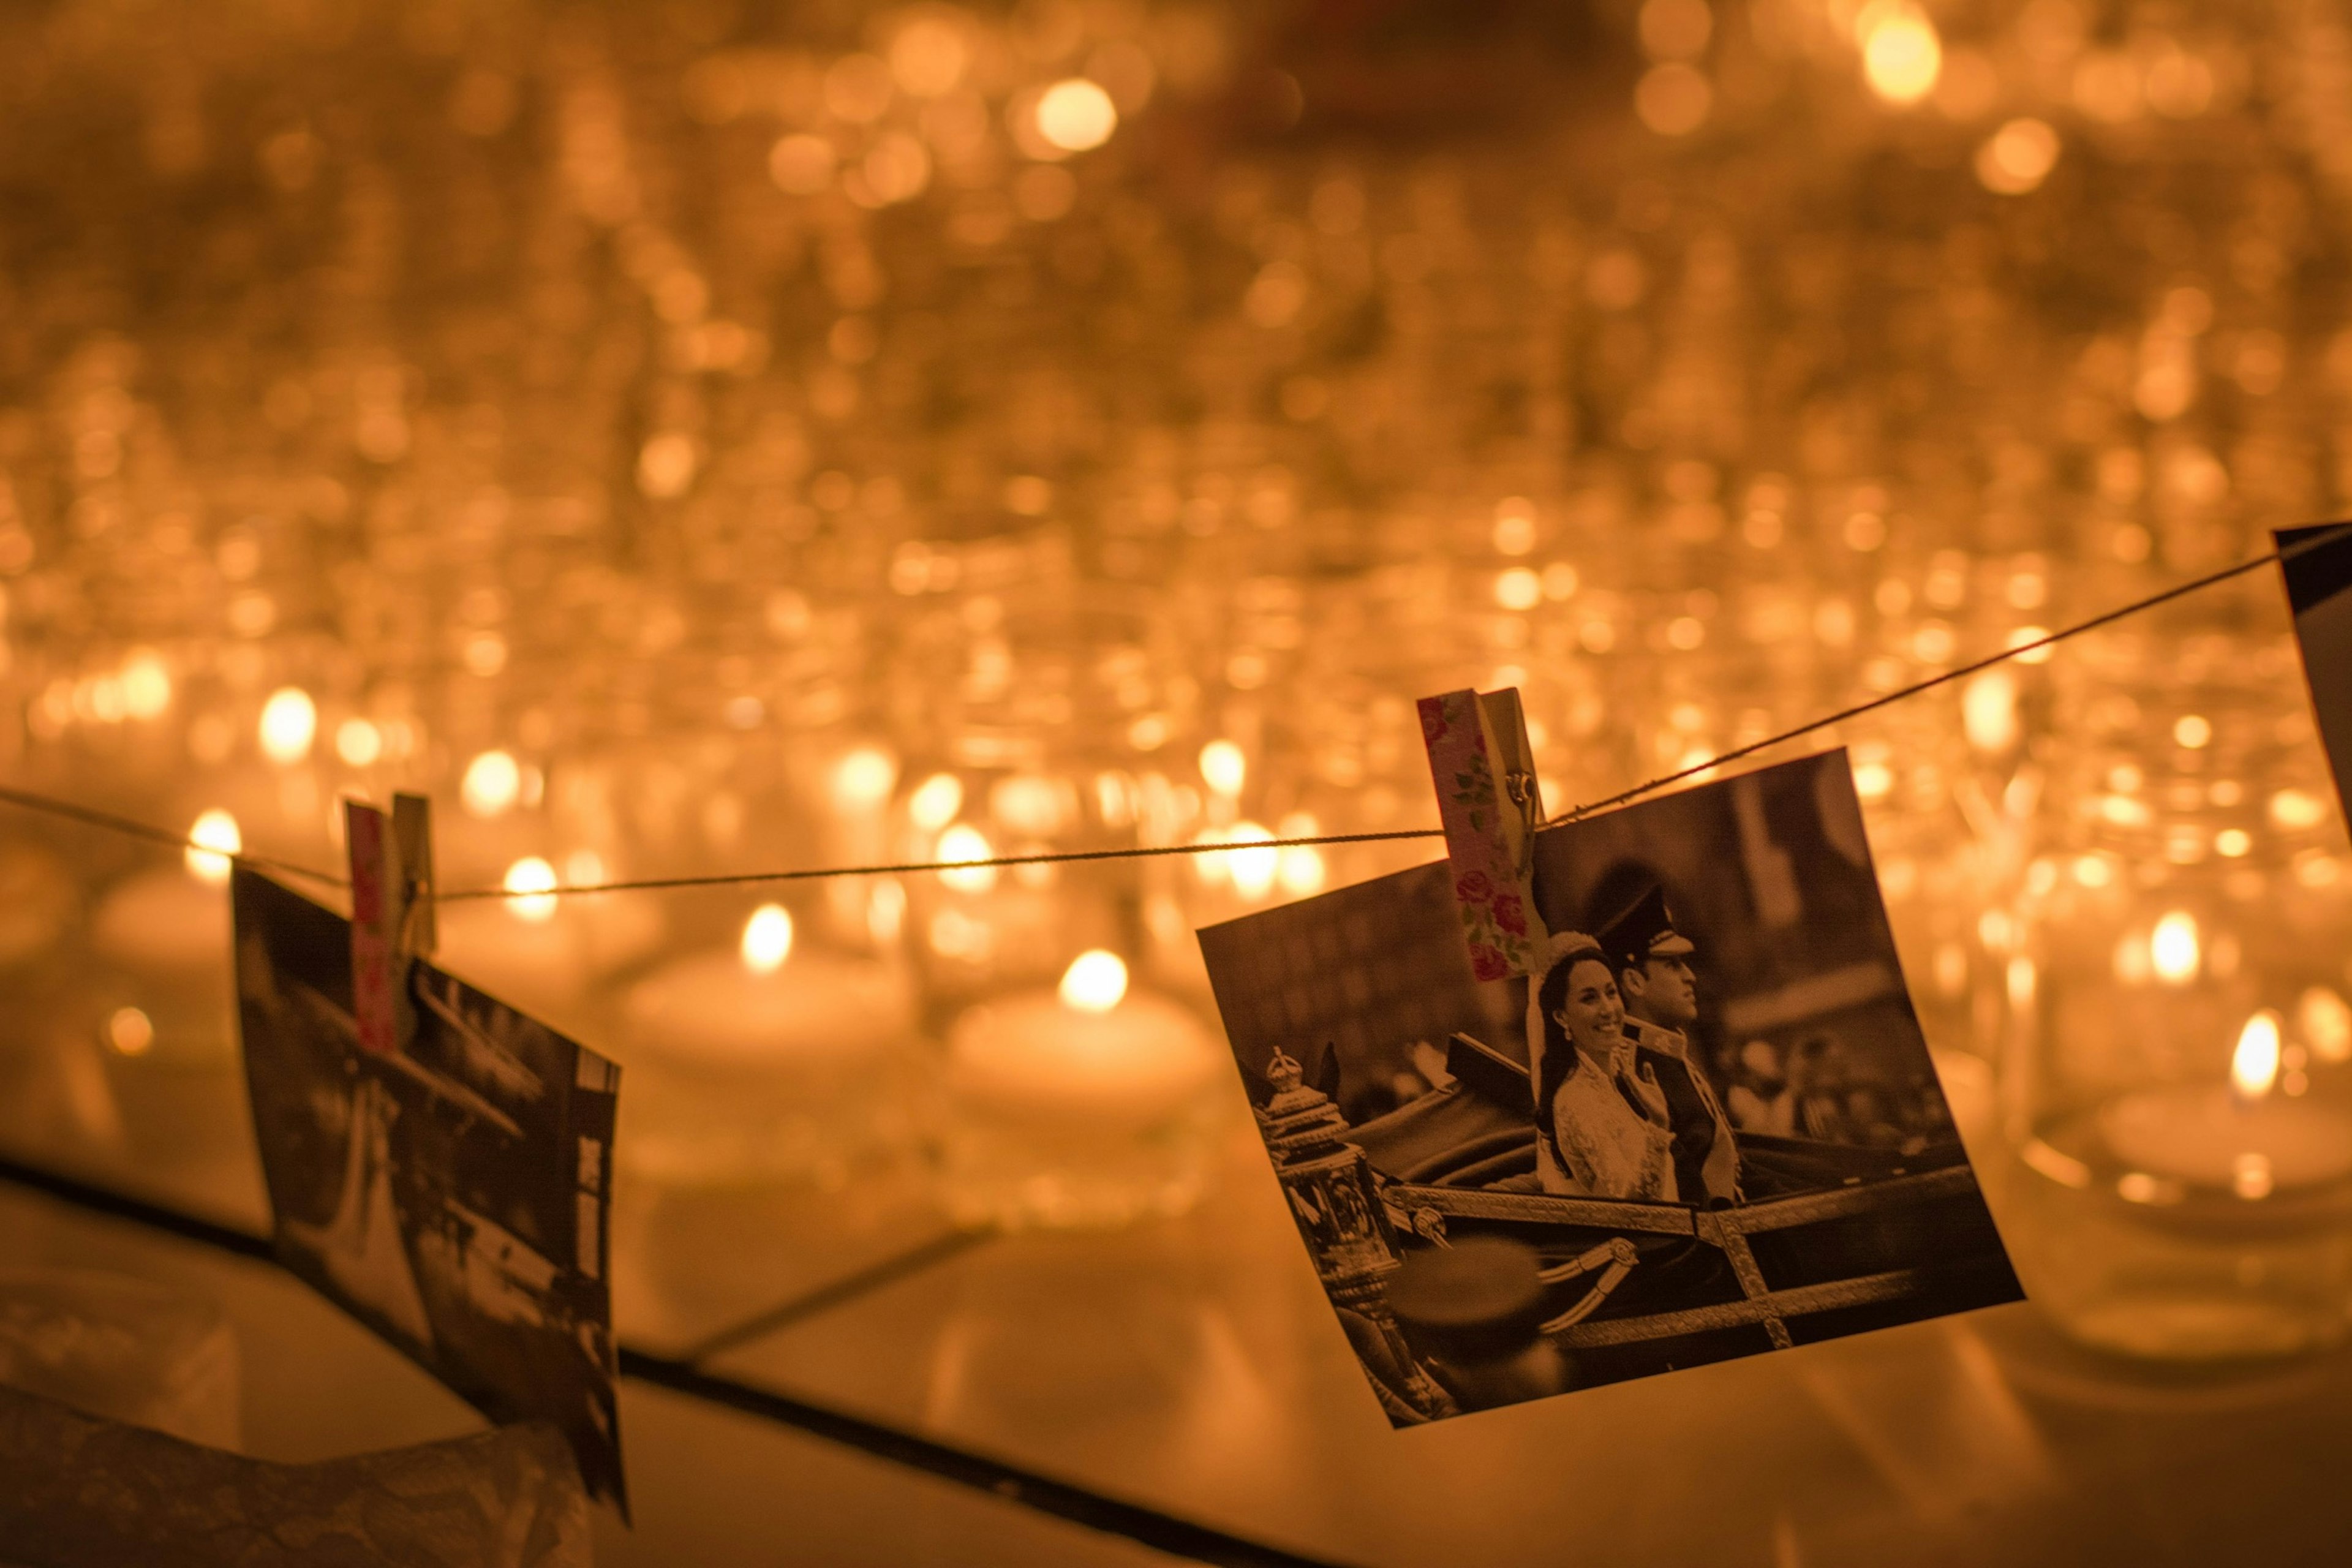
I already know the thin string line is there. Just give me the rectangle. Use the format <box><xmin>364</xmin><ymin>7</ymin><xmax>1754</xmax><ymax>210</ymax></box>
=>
<box><xmin>1552</xmin><ymin>537</ymin><xmax>2321</xmax><ymax>826</ymax></box>
<box><xmin>1</xmin><ymin>526</ymin><xmax>2342</xmax><ymax>901</ymax></box>
<box><xmin>0</xmin><ymin>783</ymin><xmax>348</xmax><ymax>889</ymax></box>
<box><xmin>435</xmin><ymin>827</ymin><xmax>1446</xmax><ymax>899</ymax></box>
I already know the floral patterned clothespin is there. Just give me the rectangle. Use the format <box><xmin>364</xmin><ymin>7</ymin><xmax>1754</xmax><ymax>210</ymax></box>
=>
<box><xmin>1416</xmin><ymin>688</ymin><xmax>1548</xmax><ymax>979</ymax></box>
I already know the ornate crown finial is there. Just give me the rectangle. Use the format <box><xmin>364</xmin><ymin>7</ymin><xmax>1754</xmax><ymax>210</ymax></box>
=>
<box><xmin>1264</xmin><ymin>1046</ymin><xmax>1305</xmax><ymax>1093</ymax></box>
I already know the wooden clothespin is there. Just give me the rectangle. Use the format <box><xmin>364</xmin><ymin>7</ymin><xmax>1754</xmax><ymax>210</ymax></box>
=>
<box><xmin>345</xmin><ymin>791</ymin><xmax>436</xmax><ymax>1055</ymax></box>
<box><xmin>1417</xmin><ymin>688</ymin><xmax>1549</xmax><ymax>981</ymax></box>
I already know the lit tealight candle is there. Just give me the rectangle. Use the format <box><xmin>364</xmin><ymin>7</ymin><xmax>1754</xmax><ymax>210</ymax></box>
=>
<box><xmin>615</xmin><ymin>904</ymin><xmax>919</xmax><ymax>1186</ymax></box>
<box><xmin>90</xmin><ymin>811</ymin><xmax>240</xmax><ymax>978</ymax></box>
<box><xmin>620</xmin><ymin>904</ymin><xmax>916</xmax><ymax>1070</ymax></box>
<box><xmin>948</xmin><ymin>951</ymin><xmax>1223</xmax><ymax>1126</ymax></box>
<box><xmin>2100</xmin><ymin>1011</ymin><xmax>2352</xmax><ymax>1199</ymax></box>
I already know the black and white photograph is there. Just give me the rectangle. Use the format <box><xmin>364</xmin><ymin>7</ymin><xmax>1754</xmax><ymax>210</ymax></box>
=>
<box><xmin>2280</xmin><ymin>522</ymin><xmax>2352</xmax><ymax>823</ymax></box>
<box><xmin>232</xmin><ymin>867</ymin><xmax>626</xmax><ymax>1508</ymax></box>
<box><xmin>1201</xmin><ymin>750</ymin><xmax>2022</xmax><ymax>1426</ymax></box>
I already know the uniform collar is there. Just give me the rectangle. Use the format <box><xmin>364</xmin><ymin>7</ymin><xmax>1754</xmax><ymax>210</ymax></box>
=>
<box><xmin>1623</xmin><ymin>1016</ymin><xmax>1686</xmax><ymax>1054</ymax></box>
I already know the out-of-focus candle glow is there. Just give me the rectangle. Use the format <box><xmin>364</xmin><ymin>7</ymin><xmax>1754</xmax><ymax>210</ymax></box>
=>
<box><xmin>1034</xmin><ymin>79</ymin><xmax>1117</xmax><ymax>153</ymax></box>
<box><xmin>462</xmin><ymin>749</ymin><xmax>522</xmax><ymax>817</ymax></box>
<box><xmin>1962</xmin><ymin>668</ymin><xmax>2019</xmax><ymax>753</ymax></box>
<box><xmin>938</xmin><ymin>822</ymin><xmax>997</xmax><ymax>891</ymax></box>
<box><xmin>258</xmin><ymin>687</ymin><xmax>316</xmax><ymax>763</ymax></box>
<box><xmin>1059</xmin><ymin>949</ymin><xmax>1128</xmax><ymax>1012</ymax></box>
<box><xmin>107</xmin><ymin>1006</ymin><xmax>154</xmax><ymax>1057</ymax></box>
<box><xmin>2299</xmin><ymin>987</ymin><xmax>2352</xmax><ymax>1064</ymax></box>
<box><xmin>119</xmin><ymin>651</ymin><xmax>171</xmax><ymax>719</ymax></box>
<box><xmin>2232</xmin><ymin>1009</ymin><xmax>2283</xmax><ymax>1100</ymax></box>
<box><xmin>2271</xmin><ymin>788</ymin><xmax>2328</xmax><ymax>830</ymax></box>
<box><xmin>1977</xmin><ymin>118</ymin><xmax>2060</xmax><ymax>195</ymax></box>
<box><xmin>889</xmin><ymin>15</ymin><xmax>967</xmax><ymax>96</ymax></box>
<box><xmin>741</xmin><ymin>903</ymin><xmax>794</xmax><ymax>973</ymax></box>
<box><xmin>908</xmin><ymin>772</ymin><xmax>963</xmax><ymax>831</ymax></box>
<box><xmin>1276</xmin><ymin>812</ymin><xmax>1326</xmax><ymax>897</ymax></box>
<box><xmin>1199</xmin><ymin>739</ymin><xmax>1245</xmax><ymax>797</ymax></box>
<box><xmin>335</xmin><ymin>717</ymin><xmax>383</xmax><ymax>766</ymax></box>
<box><xmin>185</xmin><ymin>809</ymin><xmax>241</xmax><ymax>884</ymax></box>
<box><xmin>1860</xmin><ymin>2</ymin><xmax>1942</xmax><ymax>105</ymax></box>
<box><xmin>1226</xmin><ymin>821</ymin><xmax>1278</xmax><ymax>899</ymax></box>
<box><xmin>1635</xmin><ymin>63</ymin><xmax>1711</xmax><ymax>136</ymax></box>
<box><xmin>832</xmin><ymin>746</ymin><xmax>899</xmax><ymax>811</ymax></box>
<box><xmin>2150</xmin><ymin>911</ymin><xmax>2201</xmax><ymax>985</ymax></box>
<box><xmin>503</xmin><ymin>856</ymin><xmax>559</xmax><ymax>922</ymax></box>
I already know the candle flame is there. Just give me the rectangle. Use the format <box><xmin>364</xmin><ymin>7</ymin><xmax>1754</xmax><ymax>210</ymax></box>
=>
<box><xmin>186</xmin><ymin>808</ymin><xmax>241</xmax><ymax>884</ymax></box>
<box><xmin>742</xmin><ymin>903</ymin><xmax>793</xmax><ymax>973</ymax></box>
<box><xmin>504</xmin><ymin>857</ymin><xmax>559</xmax><ymax>922</ymax></box>
<box><xmin>1060</xmin><ymin>949</ymin><xmax>1128</xmax><ymax>1013</ymax></box>
<box><xmin>258</xmin><ymin>687</ymin><xmax>317</xmax><ymax>764</ymax></box>
<box><xmin>2231</xmin><ymin>1009</ymin><xmax>2282</xmax><ymax>1100</ymax></box>
<box><xmin>2149</xmin><ymin>910</ymin><xmax>2199</xmax><ymax>985</ymax></box>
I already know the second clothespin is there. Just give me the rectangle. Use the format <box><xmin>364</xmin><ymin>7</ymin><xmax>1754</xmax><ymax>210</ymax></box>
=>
<box><xmin>1417</xmin><ymin>687</ymin><xmax>1548</xmax><ymax>981</ymax></box>
<box><xmin>345</xmin><ymin>792</ymin><xmax>437</xmax><ymax>1055</ymax></box>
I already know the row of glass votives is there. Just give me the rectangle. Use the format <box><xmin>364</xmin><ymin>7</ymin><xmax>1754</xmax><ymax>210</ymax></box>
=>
<box><xmin>12</xmin><ymin>733</ymin><xmax>1281</xmax><ymax>1234</ymax></box>
<box><xmin>1977</xmin><ymin>578</ymin><xmax>2352</xmax><ymax>1362</ymax></box>
<box><xmin>23</xmin><ymin>594</ymin><xmax>2352</xmax><ymax>1365</ymax></box>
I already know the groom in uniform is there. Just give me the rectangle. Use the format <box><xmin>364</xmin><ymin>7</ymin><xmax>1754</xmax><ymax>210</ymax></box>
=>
<box><xmin>1596</xmin><ymin>886</ymin><xmax>1742</xmax><ymax>1207</ymax></box>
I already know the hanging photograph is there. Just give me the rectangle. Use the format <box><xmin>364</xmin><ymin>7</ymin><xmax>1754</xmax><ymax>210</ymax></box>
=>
<box><xmin>232</xmin><ymin>867</ymin><xmax>626</xmax><ymax>1509</ymax></box>
<box><xmin>1199</xmin><ymin>749</ymin><xmax>2022</xmax><ymax>1425</ymax></box>
<box><xmin>2278</xmin><ymin>522</ymin><xmax>2352</xmax><ymax>825</ymax></box>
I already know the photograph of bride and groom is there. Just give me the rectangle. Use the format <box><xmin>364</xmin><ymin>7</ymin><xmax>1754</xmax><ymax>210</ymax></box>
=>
<box><xmin>1202</xmin><ymin>749</ymin><xmax>2020</xmax><ymax>1423</ymax></box>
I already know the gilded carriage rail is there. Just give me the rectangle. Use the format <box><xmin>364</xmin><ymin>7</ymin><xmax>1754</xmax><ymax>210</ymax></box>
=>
<box><xmin>1382</xmin><ymin>1186</ymin><xmax>1700</xmax><ymax>1234</ymax></box>
<box><xmin>1385</xmin><ymin>1163</ymin><xmax>1978</xmax><ymax>1235</ymax></box>
<box><xmin>1387</xmin><ymin>1165</ymin><xmax>1988</xmax><ymax>1352</ymax></box>
<box><xmin>1549</xmin><ymin>1270</ymin><xmax>1924</xmax><ymax>1349</ymax></box>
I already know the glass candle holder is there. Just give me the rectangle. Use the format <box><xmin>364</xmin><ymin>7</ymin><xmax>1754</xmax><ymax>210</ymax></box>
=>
<box><xmin>938</xmin><ymin>946</ymin><xmax>1228</xmax><ymax>1230</ymax></box>
<box><xmin>610</xmin><ymin>897</ymin><xmax>920</xmax><ymax>1189</ymax></box>
<box><xmin>886</xmin><ymin>554</ymin><xmax>1232</xmax><ymax>1227</ymax></box>
<box><xmin>81</xmin><ymin>837</ymin><xmax>248</xmax><ymax>1184</ymax></box>
<box><xmin>0</xmin><ymin>1266</ymin><xmax>241</xmax><ymax>1449</ymax></box>
<box><xmin>2000</xmin><ymin>608</ymin><xmax>2352</xmax><ymax>1360</ymax></box>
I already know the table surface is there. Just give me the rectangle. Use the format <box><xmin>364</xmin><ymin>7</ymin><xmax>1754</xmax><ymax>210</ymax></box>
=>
<box><xmin>6</xmin><ymin>1009</ymin><xmax>2352</xmax><ymax>1568</ymax></box>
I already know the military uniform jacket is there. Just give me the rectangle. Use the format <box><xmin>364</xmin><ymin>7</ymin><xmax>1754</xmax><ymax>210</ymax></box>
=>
<box><xmin>1623</xmin><ymin>1017</ymin><xmax>1742</xmax><ymax>1206</ymax></box>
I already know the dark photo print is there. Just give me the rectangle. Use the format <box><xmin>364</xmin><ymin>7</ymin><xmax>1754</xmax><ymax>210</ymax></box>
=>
<box><xmin>1200</xmin><ymin>750</ymin><xmax>2021</xmax><ymax>1427</ymax></box>
<box><xmin>2279</xmin><ymin>522</ymin><xmax>2352</xmax><ymax>822</ymax></box>
<box><xmin>233</xmin><ymin>867</ymin><xmax>626</xmax><ymax>1509</ymax></box>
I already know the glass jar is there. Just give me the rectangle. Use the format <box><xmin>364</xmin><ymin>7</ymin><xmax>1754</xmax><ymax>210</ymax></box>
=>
<box><xmin>884</xmin><ymin>540</ymin><xmax>1232</xmax><ymax>1229</ymax></box>
<box><xmin>2000</xmin><ymin>595</ymin><xmax>2352</xmax><ymax>1360</ymax></box>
